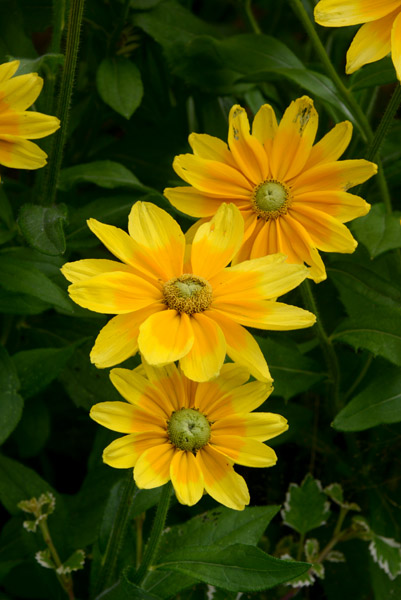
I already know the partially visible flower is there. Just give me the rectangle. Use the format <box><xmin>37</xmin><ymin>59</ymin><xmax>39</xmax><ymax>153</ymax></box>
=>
<box><xmin>164</xmin><ymin>97</ymin><xmax>377</xmax><ymax>282</ymax></box>
<box><xmin>314</xmin><ymin>1</ymin><xmax>401</xmax><ymax>81</ymax></box>
<box><xmin>62</xmin><ymin>202</ymin><xmax>315</xmax><ymax>383</ymax></box>
<box><xmin>91</xmin><ymin>361</ymin><xmax>288</xmax><ymax>510</ymax></box>
<box><xmin>0</xmin><ymin>60</ymin><xmax>60</xmax><ymax>172</ymax></box>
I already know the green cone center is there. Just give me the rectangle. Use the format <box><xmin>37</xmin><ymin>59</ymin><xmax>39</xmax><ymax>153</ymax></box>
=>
<box><xmin>167</xmin><ymin>408</ymin><xmax>211</xmax><ymax>452</ymax></box>
<box><xmin>163</xmin><ymin>274</ymin><xmax>212</xmax><ymax>314</ymax></box>
<box><xmin>254</xmin><ymin>181</ymin><xmax>287</xmax><ymax>212</ymax></box>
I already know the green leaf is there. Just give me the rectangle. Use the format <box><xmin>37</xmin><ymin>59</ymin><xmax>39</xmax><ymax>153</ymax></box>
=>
<box><xmin>0</xmin><ymin>188</ymin><xmax>13</xmax><ymax>229</ymax></box>
<box><xmin>323</xmin><ymin>483</ymin><xmax>360</xmax><ymax>511</ymax></box>
<box><xmin>349</xmin><ymin>58</ymin><xmax>396</xmax><ymax>91</ymax></box>
<box><xmin>0</xmin><ymin>255</ymin><xmax>73</xmax><ymax>314</ymax></box>
<box><xmin>12</xmin><ymin>346</ymin><xmax>76</xmax><ymax>399</ymax></box>
<box><xmin>351</xmin><ymin>204</ymin><xmax>401</xmax><ymax>259</ymax></box>
<box><xmin>57</xmin><ymin>549</ymin><xmax>85</xmax><ymax>575</ymax></box>
<box><xmin>97</xmin><ymin>571</ymin><xmax>162</xmax><ymax>600</ymax></box>
<box><xmin>58</xmin><ymin>161</ymin><xmax>144</xmax><ymax>191</ymax></box>
<box><xmin>13</xmin><ymin>398</ymin><xmax>50</xmax><ymax>458</ymax></box>
<box><xmin>369</xmin><ymin>534</ymin><xmax>401</xmax><ymax>580</ymax></box>
<box><xmin>282</xmin><ymin>474</ymin><xmax>331</xmax><ymax>535</ymax></box>
<box><xmin>255</xmin><ymin>336</ymin><xmax>324</xmax><ymax>400</ymax></box>
<box><xmin>18</xmin><ymin>203</ymin><xmax>67</xmax><ymax>256</ymax></box>
<box><xmin>155</xmin><ymin>544</ymin><xmax>310</xmax><ymax>592</ymax></box>
<box><xmin>16</xmin><ymin>53</ymin><xmax>65</xmax><ymax>76</ymax></box>
<box><xmin>0</xmin><ymin>346</ymin><xmax>23</xmax><ymax>446</ymax></box>
<box><xmin>332</xmin><ymin>363</ymin><xmax>401</xmax><ymax>431</ymax></box>
<box><xmin>96</xmin><ymin>57</ymin><xmax>143</xmax><ymax>119</ymax></box>
<box><xmin>0</xmin><ymin>289</ymin><xmax>49</xmax><ymax>315</ymax></box>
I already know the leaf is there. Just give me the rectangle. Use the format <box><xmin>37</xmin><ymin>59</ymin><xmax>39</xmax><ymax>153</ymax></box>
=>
<box><xmin>323</xmin><ymin>483</ymin><xmax>360</xmax><ymax>511</ymax></box>
<box><xmin>96</xmin><ymin>57</ymin><xmax>143</xmax><ymax>119</ymax></box>
<box><xmin>12</xmin><ymin>346</ymin><xmax>76</xmax><ymax>399</ymax></box>
<box><xmin>57</xmin><ymin>549</ymin><xmax>85</xmax><ymax>575</ymax></box>
<box><xmin>18</xmin><ymin>203</ymin><xmax>67</xmax><ymax>256</ymax></box>
<box><xmin>351</xmin><ymin>204</ymin><xmax>401</xmax><ymax>259</ymax></box>
<box><xmin>332</xmin><ymin>363</ymin><xmax>401</xmax><ymax>431</ymax></box>
<box><xmin>282</xmin><ymin>474</ymin><xmax>331</xmax><ymax>535</ymax></box>
<box><xmin>0</xmin><ymin>346</ymin><xmax>23</xmax><ymax>446</ymax></box>
<box><xmin>0</xmin><ymin>188</ymin><xmax>13</xmax><ymax>229</ymax></box>
<box><xmin>96</xmin><ymin>571</ymin><xmax>162</xmax><ymax>600</ymax></box>
<box><xmin>349</xmin><ymin>57</ymin><xmax>396</xmax><ymax>91</ymax></box>
<box><xmin>16</xmin><ymin>53</ymin><xmax>65</xmax><ymax>76</ymax></box>
<box><xmin>58</xmin><ymin>161</ymin><xmax>144</xmax><ymax>191</ymax></box>
<box><xmin>155</xmin><ymin>543</ymin><xmax>310</xmax><ymax>592</ymax></box>
<box><xmin>255</xmin><ymin>336</ymin><xmax>324</xmax><ymax>400</ymax></box>
<box><xmin>369</xmin><ymin>535</ymin><xmax>401</xmax><ymax>580</ymax></box>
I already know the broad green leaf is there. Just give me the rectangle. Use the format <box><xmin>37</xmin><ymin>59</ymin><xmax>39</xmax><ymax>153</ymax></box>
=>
<box><xmin>349</xmin><ymin>58</ymin><xmax>396</xmax><ymax>91</ymax></box>
<box><xmin>282</xmin><ymin>474</ymin><xmax>331</xmax><ymax>535</ymax></box>
<box><xmin>369</xmin><ymin>535</ymin><xmax>401</xmax><ymax>580</ymax></box>
<box><xmin>96</xmin><ymin>570</ymin><xmax>162</xmax><ymax>600</ymax></box>
<box><xmin>0</xmin><ymin>256</ymin><xmax>73</xmax><ymax>313</ymax></box>
<box><xmin>13</xmin><ymin>398</ymin><xmax>50</xmax><ymax>458</ymax></box>
<box><xmin>12</xmin><ymin>346</ymin><xmax>76</xmax><ymax>399</ymax></box>
<box><xmin>58</xmin><ymin>161</ymin><xmax>144</xmax><ymax>191</ymax></box>
<box><xmin>351</xmin><ymin>204</ymin><xmax>401</xmax><ymax>259</ymax></box>
<box><xmin>155</xmin><ymin>543</ymin><xmax>310</xmax><ymax>592</ymax></box>
<box><xmin>332</xmin><ymin>364</ymin><xmax>401</xmax><ymax>431</ymax></box>
<box><xmin>255</xmin><ymin>336</ymin><xmax>324</xmax><ymax>400</ymax></box>
<box><xmin>0</xmin><ymin>289</ymin><xmax>49</xmax><ymax>315</ymax></box>
<box><xmin>0</xmin><ymin>346</ymin><xmax>23</xmax><ymax>446</ymax></box>
<box><xmin>96</xmin><ymin>57</ymin><xmax>143</xmax><ymax>119</ymax></box>
<box><xmin>18</xmin><ymin>203</ymin><xmax>67</xmax><ymax>256</ymax></box>
<box><xmin>371</xmin><ymin>560</ymin><xmax>401</xmax><ymax>599</ymax></box>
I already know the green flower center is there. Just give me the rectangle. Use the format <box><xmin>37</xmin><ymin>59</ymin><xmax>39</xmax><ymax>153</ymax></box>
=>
<box><xmin>167</xmin><ymin>408</ymin><xmax>211</xmax><ymax>452</ymax></box>
<box><xmin>163</xmin><ymin>274</ymin><xmax>213</xmax><ymax>314</ymax></box>
<box><xmin>252</xmin><ymin>180</ymin><xmax>292</xmax><ymax>220</ymax></box>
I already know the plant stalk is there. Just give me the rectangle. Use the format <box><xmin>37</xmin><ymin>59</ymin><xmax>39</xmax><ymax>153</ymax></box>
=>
<box><xmin>39</xmin><ymin>519</ymin><xmax>75</xmax><ymax>600</ymax></box>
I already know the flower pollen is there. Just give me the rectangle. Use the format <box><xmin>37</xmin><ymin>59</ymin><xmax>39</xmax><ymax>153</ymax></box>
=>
<box><xmin>252</xmin><ymin>180</ymin><xmax>292</xmax><ymax>221</ymax></box>
<box><xmin>167</xmin><ymin>407</ymin><xmax>211</xmax><ymax>452</ymax></box>
<box><xmin>163</xmin><ymin>274</ymin><xmax>213</xmax><ymax>314</ymax></box>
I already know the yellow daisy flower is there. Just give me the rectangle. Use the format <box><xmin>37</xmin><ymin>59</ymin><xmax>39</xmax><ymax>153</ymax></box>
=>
<box><xmin>0</xmin><ymin>60</ymin><xmax>60</xmax><ymax>172</ymax></box>
<box><xmin>164</xmin><ymin>97</ymin><xmax>377</xmax><ymax>283</ymax></box>
<box><xmin>314</xmin><ymin>0</ymin><xmax>401</xmax><ymax>80</ymax></box>
<box><xmin>61</xmin><ymin>202</ymin><xmax>315</xmax><ymax>383</ymax></box>
<box><xmin>90</xmin><ymin>361</ymin><xmax>288</xmax><ymax>510</ymax></box>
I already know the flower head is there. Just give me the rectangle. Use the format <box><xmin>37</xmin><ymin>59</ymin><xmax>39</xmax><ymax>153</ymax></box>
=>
<box><xmin>314</xmin><ymin>1</ymin><xmax>401</xmax><ymax>81</ymax></box>
<box><xmin>90</xmin><ymin>361</ymin><xmax>288</xmax><ymax>510</ymax></box>
<box><xmin>164</xmin><ymin>97</ymin><xmax>377</xmax><ymax>282</ymax></box>
<box><xmin>62</xmin><ymin>201</ymin><xmax>315</xmax><ymax>382</ymax></box>
<box><xmin>0</xmin><ymin>60</ymin><xmax>60</xmax><ymax>172</ymax></box>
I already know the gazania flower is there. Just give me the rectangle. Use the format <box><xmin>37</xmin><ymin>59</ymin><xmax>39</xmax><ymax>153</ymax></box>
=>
<box><xmin>0</xmin><ymin>60</ymin><xmax>60</xmax><ymax>172</ymax></box>
<box><xmin>90</xmin><ymin>361</ymin><xmax>288</xmax><ymax>510</ymax></box>
<box><xmin>314</xmin><ymin>1</ymin><xmax>401</xmax><ymax>81</ymax></box>
<box><xmin>62</xmin><ymin>202</ymin><xmax>315</xmax><ymax>383</ymax></box>
<box><xmin>164</xmin><ymin>97</ymin><xmax>377</xmax><ymax>282</ymax></box>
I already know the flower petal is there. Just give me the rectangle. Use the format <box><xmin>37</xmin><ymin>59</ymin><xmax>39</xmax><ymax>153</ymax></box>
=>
<box><xmin>0</xmin><ymin>135</ymin><xmax>47</xmax><ymax>169</ymax></box>
<box><xmin>293</xmin><ymin>190</ymin><xmax>370</xmax><ymax>223</ymax></box>
<box><xmin>0</xmin><ymin>110</ymin><xmax>59</xmax><ymax>139</ymax></box>
<box><xmin>252</xmin><ymin>103</ymin><xmax>278</xmax><ymax>160</ymax></box>
<box><xmin>140</xmin><ymin>362</ymin><xmax>189</xmax><ymax>411</ymax></box>
<box><xmin>138</xmin><ymin>310</ymin><xmax>194</xmax><ymax>366</ymax></box>
<box><xmin>314</xmin><ymin>0</ymin><xmax>401</xmax><ymax>26</ymax></box>
<box><xmin>294</xmin><ymin>159</ymin><xmax>377</xmax><ymax>194</ymax></box>
<box><xmin>0</xmin><ymin>60</ymin><xmax>19</xmax><ymax>85</ymax></box>
<box><xmin>188</xmin><ymin>132</ymin><xmax>236</xmax><ymax>167</ymax></box>
<box><xmin>134</xmin><ymin>444</ymin><xmax>176</xmax><ymax>489</ymax></box>
<box><xmin>291</xmin><ymin>204</ymin><xmax>358</xmax><ymax>253</ymax></box>
<box><xmin>391</xmin><ymin>10</ymin><xmax>401</xmax><ymax>81</ymax></box>
<box><xmin>213</xmin><ymin>412</ymin><xmax>288</xmax><ymax>442</ymax></box>
<box><xmin>212</xmin><ymin>436</ymin><xmax>277</xmax><ymax>467</ymax></box>
<box><xmin>191</xmin><ymin>203</ymin><xmax>244</xmax><ymax>279</ymax></box>
<box><xmin>346</xmin><ymin>11</ymin><xmax>394</xmax><ymax>74</ymax></box>
<box><xmin>196</xmin><ymin>445</ymin><xmax>249</xmax><ymax>510</ymax></box>
<box><xmin>279</xmin><ymin>214</ymin><xmax>327</xmax><ymax>283</ymax></box>
<box><xmin>201</xmin><ymin>381</ymin><xmax>273</xmax><ymax>420</ymax></box>
<box><xmin>103</xmin><ymin>432</ymin><xmax>166</xmax><ymax>468</ymax></box>
<box><xmin>179</xmin><ymin>313</ymin><xmax>226</xmax><ymax>382</ymax></box>
<box><xmin>164</xmin><ymin>186</ymin><xmax>228</xmax><ymax>218</ymax></box>
<box><xmin>304</xmin><ymin>121</ymin><xmax>353</xmax><ymax>171</ymax></box>
<box><xmin>170</xmin><ymin>450</ymin><xmax>204</xmax><ymax>506</ymax></box>
<box><xmin>220</xmin><ymin>300</ymin><xmax>316</xmax><ymax>331</ymax></box>
<box><xmin>0</xmin><ymin>73</ymin><xmax>43</xmax><ymax>111</ymax></box>
<box><xmin>61</xmin><ymin>258</ymin><xmax>135</xmax><ymax>283</ymax></box>
<box><xmin>90</xmin><ymin>401</ymin><xmax>138</xmax><ymax>433</ymax></box>
<box><xmin>227</xmin><ymin>104</ymin><xmax>268</xmax><ymax>184</ymax></box>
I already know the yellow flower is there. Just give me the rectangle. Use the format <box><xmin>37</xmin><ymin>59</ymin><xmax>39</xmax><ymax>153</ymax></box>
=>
<box><xmin>62</xmin><ymin>202</ymin><xmax>315</xmax><ymax>383</ymax></box>
<box><xmin>314</xmin><ymin>0</ymin><xmax>401</xmax><ymax>80</ymax></box>
<box><xmin>90</xmin><ymin>361</ymin><xmax>288</xmax><ymax>510</ymax></box>
<box><xmin>164</xmin><ymin>97</ymin><xmax>377</xmax><ymax>283</ymax></box>
<box><xmin>0</xmin><ymin>60</ymin><xmax>60</xmax><ymax>172</ymax></box>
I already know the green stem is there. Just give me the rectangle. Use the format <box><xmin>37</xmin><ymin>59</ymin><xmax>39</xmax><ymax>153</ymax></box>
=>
<box><xmin>365</xmin><ymin>85</ymin><xmax>401</xmax><ymax>163</ymax></box>
<box><xmin>40</xmin><ymin>0</ymin><xmax>85</xmax><ymax>206</ymax></box>
<box><xmin>333</xmin><ymin>507</ymin><xmax>348</xmax><ymax>538</ymax></box>
<box><xmin>301</xmin><ymin>280</ymin><xmax>341</xmax><ymax>410</ymax></box>
<box><xmin>242</xmin><ymin>0</ymin><xmax>261</xmax><ymax>35</ymax></box>
<box><xmin>135</xmin><ymin>513</ymin><xmax>145</xmax><ymax>568</ymax></box>
<box><xmin>133</xmin><ymin>482</ymin><xmax>172</xmax><ymax>586</ymax></box>
<box><xmin>39</xmin><ymin>519</ymin><xmax>75</xmax><ymax>600</ymax></box>
<box><xmin>93</xmin><ymin>476</ymin><xmax>136</xmax><ymax>598</ymax></box>
<box><xmin>344</xmin><ymin>353</ymin><xmax>373</xmax><ymax>402</ymax></box>
<box><xmin>296</xmin><ymin>532</ymin><xmax>305</xmax><ymax>561</ymax></box>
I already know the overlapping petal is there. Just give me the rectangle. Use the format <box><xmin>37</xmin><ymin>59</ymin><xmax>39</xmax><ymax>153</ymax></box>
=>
<box><xmin>314</xmin><ymin>1</ymin><xmax>401</xmax><ymax>26</ymax></box>
<box><xmin>138</xmin><ymin>310</ymin><xmax>194</xmax><ymax>366</ymax></box>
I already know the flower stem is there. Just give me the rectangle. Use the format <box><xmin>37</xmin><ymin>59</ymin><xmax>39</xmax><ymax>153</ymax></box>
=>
<box><xmin>301</xmin><ymin>280</ymin><xmax>341</xmax><ymax>410</ymax></box>
<box><xmin>40</xmin><ymin>0</ymin><xmax>85</xmax><ymax>206</ymax></box>
<box><xmin>39</xmin><ymin>519</ymin><xmax>75</xmax><ymax>599</ymax></box>
<box><xmin>241</xmin><ymin>0</ymin><xmax>261</xmax><ymax>35</ymax></box>
<box><xmin>133</xmin><ymin>482</ymin><xmax>172</xmax><ymax>586</ymax></box>
<box><xmin>93</xmin><ymin>476</ymin><xmax>137</xmax><ymax>598</ymax></box>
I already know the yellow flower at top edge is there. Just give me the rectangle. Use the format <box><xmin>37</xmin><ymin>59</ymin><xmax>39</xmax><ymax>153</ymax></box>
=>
<box><xmin>0</xmin><ymin>60</ymin><xmax>60</xmax><ymax>172</ymax></box>
<box><xmin>90</xmin><ymin>361</ymin><xmax>288</xmax><ymax>510</ymax></box>
<box><xmin>164</xmin><ymin>97</ymin><xmax>377</xmax><ymax>283</ymax></box>
<box><xmin>314</xmin><ymin>1</ymin><xmax>401</xmax><ymax>81</ymax></box>
<box><xmin>61</xmin><ymin>201</ymin><xmax>316</xmax><ymax>383</ymax></box>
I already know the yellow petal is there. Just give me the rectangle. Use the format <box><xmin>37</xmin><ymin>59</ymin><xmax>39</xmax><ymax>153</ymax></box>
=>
<box><xmin>304</xmin><ymin>121</ymin><xmax>353</xmax><ymax>171</ymax></box>
<box><xmin>170</xmin><ymin>450</ymin><xmax>204</xmax><ymax>506</ymax></box>
<box><xmin>0</xmin><ymin>111</ymin><xmax>60</xmax><ymax>139</ymax></box>
<box><xmin>294</xmin><ymin>159</ymin><xmax>378</xmax><ymax>194</ymax></box>
<box><xmin>140</xmin><ymin>362</ymin><xmax>189</xmax><ymax>411</ymax></box>
<box><xmin>103</xmin><ymin>433</ymin><xmax>167</xmax><ymax>469</ymax></box>
<box><xmin>179</xmin><ymin>313</ymin><xmax>226</xmax><ymax>382</ymax></box>
<box><xmin>68</xmin><ymin>271</ymin><xmax>162</xmax><ymax>314</ymax></box>
<box><xmin>293</xmin><ymin>191</ymin><xmax>370</xmax><ymax>223</ymax></box>
<box><xmin>191</xmin><ymin>203</ymin><xmax>244</xmax><ymax>279</ymax></box>
<box><xmin>314</xmin><ymin>0</ymin><xmax>401</xmax><ymax>26</ymax></box>
<box><xmin>61</xmin><ymin>258</ymin><xmax>135</xmax><ymax>283</ymax></box>
<box><xmin>212</xmin><ymin>436</ymin><xmax>277</xmax><ymax>467</ymax></box>
<box><xmin>138</xmin><ymin>310</ymin><xmax>194</xmax><ymax>366</ymax></box>
<box><xmin>189</xmin><ymin>132</ymin><xmax>236</xmax><ymax>167</ymax></box>
<box><xmin>196</xmin><ymin>445</ymin><xmax>249</xmax><ymax>510</ymax></box>
<box><xmin>391</xmin><ymin>10</ymin><xmax>401</xmax><ymax>81</ymax></box>
<box><xmin>128</xmin><ymin>202</ymin><xmax>185</xmax><ymax>280</ymax></box>
<box><xmin>0</xmin><ymin>60</ymin><xmax>19</xmax><ymax>85</ymax></box>
<box><xmin>252</xmin><ymin>103</ymin><xmax>278</xmax><ymax>160</ymax></box>
<box><xmin>200</xmin><ymin>381</ymin><xmax>273</xmax><ymax>420</ymax></box>
<box><xmin>193</xmin><ymin>364</ymin><xmax>253</xmax><ymax>416</ymax></box>
<box><xmin>227</xmin><ymin>104</ymin><xmax>268</xmax><ymax>184</ymax></box>
<box><xmin>134</xmin><ymin>444</ymin><xmax>176</xmax><ymax>489</ymax></box>
<box><xmin>90</xmin><ymin>401</ymin><xmax>164</xmax><ymax>433</ymax></box>
<box><xmin>164</xmin><ymin>186</ymin><xmax>227</xmax><ymax>218</ymax></box>
<box><xmin>270</xmin><ymin>96</ymin><xmax>318</xmax><ymax>181</ymax></box>
<box><xmin>0</xmin><ymin>135</ymin><xmax>47</xmax><ymax>169</ymax></box>
<box><xmin>279</xmin><ymin>214</ymin><xmax>327</xmax><ymax>283</ymax></box>
<box><xmin>90</xmin><ymin>304</ymin><xmax>165</xmax><ymax>368</ymax></box>
<box><xmin>0</xmin><ymin>73</ymin><xmax>43</xmax><ymax>112</ymax></box>
<box><xmin>213</xmin><ymin>412</ymin><xmax>288</xmax><ymax>442</ymax></box>
<box><xmin>291</xmin><ymin>204</ymin><xmax>358</xmax><ymax>253</ymax></box>
<box><xmin>346</xmin><ymin>12</ymin><xmax>394</xmax><ymax>74</ymax></box>
<box><xmin>216</xmin><ymin>299</ymin><xmax>316</xmax><ymax>330</ymax></box>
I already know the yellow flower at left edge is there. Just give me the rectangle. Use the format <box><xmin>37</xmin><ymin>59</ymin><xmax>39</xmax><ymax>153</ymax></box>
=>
<box><xmin>91</xmin><ymin>361</ymin><xmax>288</xmax><ymax>510</ymax></box>
<box><xmin>0</xmin><ymin>60</ymin><xmax>60</xmax><ymax>172</ymax></box>
<box><xmin>61</xmin><ymin>202</ymin><xmax>316</xmax><ymax>383</ymax></box>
